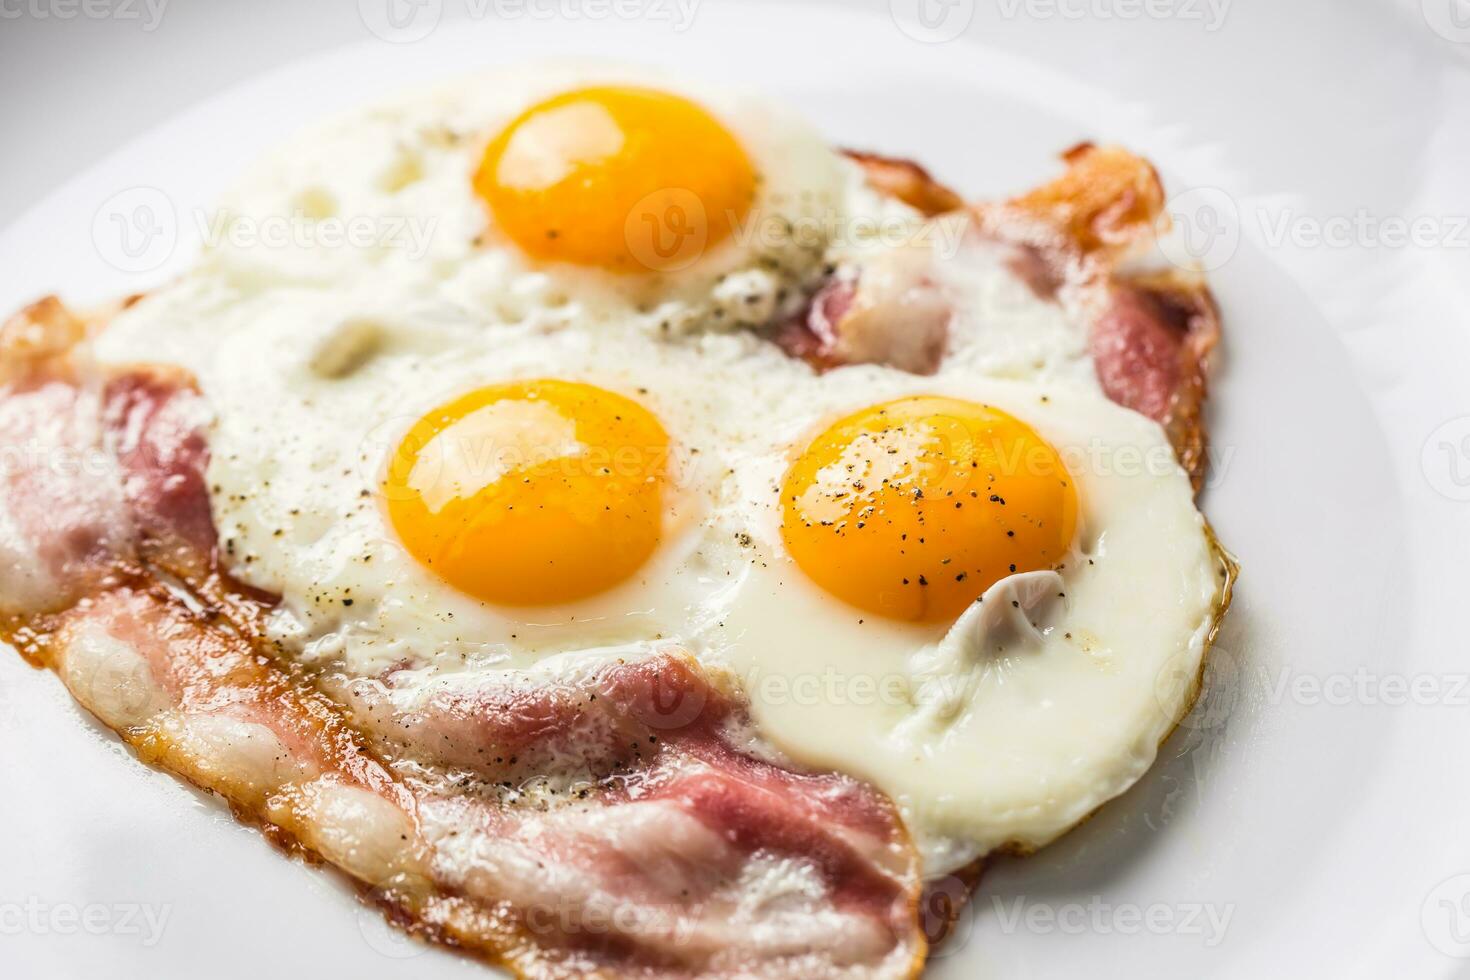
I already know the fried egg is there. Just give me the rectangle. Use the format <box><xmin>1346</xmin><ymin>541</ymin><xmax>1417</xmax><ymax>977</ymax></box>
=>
<box><xmin>199</xmin><ymin>63</ymin><xmax>899</xmax><ymax>337</ymax></box>
<box><xmin>95</xmin><ymin>68</ymin><xmax>1229</xmax><ymax>875</ymax></box>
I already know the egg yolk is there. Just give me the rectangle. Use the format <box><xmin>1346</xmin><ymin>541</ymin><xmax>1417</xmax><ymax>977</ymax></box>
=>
<box><xmin>781</xmin><ymin>397</ymin><xmax>1078</xmax><ymax>622</ymax></box>
<box><xmin>384</xmin><ymin>379</ymin><xmax>670</xmax><ymax>606</ymax></box>
<box><xmin>474</xmin><ymin>86</ymin><xmax>757</xmax><ymax>272</ymax></box>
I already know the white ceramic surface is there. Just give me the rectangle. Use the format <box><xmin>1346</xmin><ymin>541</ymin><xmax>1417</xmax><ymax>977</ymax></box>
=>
<box><xmin>2</xmin><ymin>3</ymin><xmax>1469</xmax><ymax>977</ymax></box>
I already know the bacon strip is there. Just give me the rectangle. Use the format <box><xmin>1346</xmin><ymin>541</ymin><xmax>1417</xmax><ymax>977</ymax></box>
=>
<box><xmin>999</xmin><ymin>142</ymin><xmax>1165</xmax><ymax>258</ymax></box>
<box><xmin>0</xmin><ymin>305</ymin><xmax>925</xmax><ymax>979</ymax></box>
<box><xmin>1089</xmin><ymin>273</ymin><xmax>1220</xmax><ymax>489</ymax></box>
<box><xmin>774</xmin><ymin>263</ymin><xmax>950</xmax><ymax>377</ymax></box>
<box><xmin>843</xmin><ymin>150</ymin><xmax>963</xmax><ymax>217</ymax></box>
<box><xmin>828</xmin><ymin>144</ymin><xmax>1219</xmax><ymax>488</ymax></box>
<box><xmin>993</xmin><ymin>145</ymin><xmax>1219</xmax><ymax>487</ymax></box>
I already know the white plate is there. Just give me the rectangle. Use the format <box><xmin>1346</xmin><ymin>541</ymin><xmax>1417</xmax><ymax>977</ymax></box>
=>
<box><xmin>3</xmin><ymin>3</ymin><xmax>1469</xmax><ymax>977</ymax></box>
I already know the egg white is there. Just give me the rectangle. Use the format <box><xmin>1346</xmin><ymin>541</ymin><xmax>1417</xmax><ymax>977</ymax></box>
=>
<box><xmin>196</xmin><ymin>62</ymin><xmax>903</xmax><ymax>339</ymax></box>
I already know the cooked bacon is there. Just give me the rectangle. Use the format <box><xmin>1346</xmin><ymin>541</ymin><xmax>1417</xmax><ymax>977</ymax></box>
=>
<box><xmin>335</xmin><ymin>652</ymin><xmax>725</xmax><ymax>784</ymax></box>
<box><xmin>775</xmin><ymin>246</ymin><xmax>951</xmax><ymax>377</ymax></box>
<box><xmin>807</xmin><ymin>143</ymin><xmax>1218</xmax><ymax>488</ymax></box>
<box><xmin>103</xmin><ymin>370</ymin><xmax>216</xmax><ymax>565</ymax></box>
<box><xmin>0</xmin><ymin>298</ymin><xmax>218</xmax><ymax>618</ymax></box>
<box><xmin>1090</xmin><ymin>273</ymin><xmax>1220</xmax><ymax>489</ymax></box>
<box><xmin>844</xmin><ymin>150</ymin><xmax>963</xmax><ymax>217</ymax></box>
<box><xmin>0</xmin><ymin>296</ymin><xmax>88</xmax><ymax>378</ymax></box>
<box><xmin>999</xmin><ymin>143</ymin><xmax>1165</xmax><ymax>258</ymax></box>
<box><xmin>774</xmin><ymin>279</ymin><xmax>853</xmax><ymax>369</ymax></box>
<box><xmin>1004</xmin><ymin>243</ymin><xmax>1065</xmax><ymax>302</ymax></box>
<box><xmin>986</xmin><ymin>144</ymin><xmax>1217</xmax><ymax>485</ymax></box>
<box><xmin>849</xmin><ymin>142</ymin><xmax>1164</xmax><ymax>258</ymax></box>
<box><xmin>0</xmin><ymin>379</ymin><xmax>129</xmax><ymax>619</ymax></box>
<box><xmin>0</xmin><ymin>312</ymin><xmax>925</xmax><ymax>978</ymax></box>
